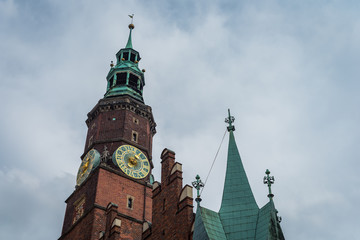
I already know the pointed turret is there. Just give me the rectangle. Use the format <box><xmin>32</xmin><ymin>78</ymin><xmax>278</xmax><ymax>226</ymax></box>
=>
<box><xmin>193</xmin><ymin>110</ymin><xmax>285</xmax><ymax>240</ymax></box>
<box><xmin>219</xmin><ymin>109</ymin><xmax>259</xmax><ymax>239</ymax></box>
<box><xmin>104</xmin><ymin>21</ymin><xmax>146</xmax><ymax>102</ymax></box>
<box><xmin>125</xmin><ymin>23</ymin><xmax>134</xmax><ymax>49</ymax></box>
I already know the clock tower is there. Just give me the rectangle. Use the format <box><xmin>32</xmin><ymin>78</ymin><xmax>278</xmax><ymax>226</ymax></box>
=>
<box><xmin>59</xmin><ymin>23</ymin><xmax>156</xmax><ymax>240</ymax></box>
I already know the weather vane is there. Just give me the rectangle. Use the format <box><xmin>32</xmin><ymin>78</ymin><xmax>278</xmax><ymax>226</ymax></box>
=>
<box><xmin>192</xmin><ymin>175</ymin><xmax>205</xmax><ymax>204</ymax></box>
<box><xmin>263</xmin><ymin>169</ymin><xmax>275</xmax><ymax>200</ymax></box>
<box><xmin>128</xmin><ymin>14</ymin><xmax>134</xmax><ymax>24</ymax></box>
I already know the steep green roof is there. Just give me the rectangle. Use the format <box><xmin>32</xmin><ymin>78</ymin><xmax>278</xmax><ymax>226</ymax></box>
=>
<box><xmin>255</xmin><ymin>201</ymin><xmax>273</xmax><ymax>240</ymax></box>
<box><xmin>193</xmin><ymin>206</ymin><xmax>227</xmax><ymax>240</ymax></box>
<box><xmin>256</xmin><ymin>200</ymin><xmax>285</xmax><ymax>240</ymax></box>
<box><xmin>193</xmin><ymin>110</ymin><xmax>285</xmax><ymax>240</ymax></box>
<box><xmin>219</xmin><ymin>130</ymin><xmax>259</xmax><ymax>239</ymax></box>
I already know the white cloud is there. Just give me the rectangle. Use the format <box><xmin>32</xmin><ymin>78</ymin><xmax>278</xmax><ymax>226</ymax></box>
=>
<box><xmin>0</xmin><ymin>1</ymin><xmax>359</xmax><ymax>239</ymax></box>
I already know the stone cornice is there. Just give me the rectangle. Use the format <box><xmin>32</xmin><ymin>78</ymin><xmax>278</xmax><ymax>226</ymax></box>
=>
<box><xmin>86</xmin><ymin>96</ymin><xmax>156</xmax><ymax>135</ymax></box>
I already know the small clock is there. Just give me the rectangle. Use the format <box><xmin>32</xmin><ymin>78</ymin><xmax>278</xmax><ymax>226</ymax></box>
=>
<box><xmin>76</xmin><ymin>149</ymin><xmax>100</xmax><ymax>186</ymax></box>
<box><xmin>112</xmin><ymin>145</ymin><xmax>150</xmax><ymax>179</ymax></box>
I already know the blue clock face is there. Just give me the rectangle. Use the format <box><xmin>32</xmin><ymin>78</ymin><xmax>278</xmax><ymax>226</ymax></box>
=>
<box><xmin>112</xmin><ymin>145</ymin><xmax>150</xmax><ymax>179</ymax></box>
<box><xmin>76</xmin><ymin>149</ymin><xmax>100</xmax><ymax>186</ymax></box>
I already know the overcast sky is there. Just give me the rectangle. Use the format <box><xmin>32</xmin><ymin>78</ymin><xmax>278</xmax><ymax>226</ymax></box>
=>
<box><xmin>1</xmin><ymin>0</ymin><xmax>359</xmax><ymax>239</ymax></box>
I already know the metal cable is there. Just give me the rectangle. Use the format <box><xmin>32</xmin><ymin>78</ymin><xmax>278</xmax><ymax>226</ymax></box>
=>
<box><xmin>200</xmin><ymin>129</ymin><xmax>228</xmax><ymax>195</ymax></box>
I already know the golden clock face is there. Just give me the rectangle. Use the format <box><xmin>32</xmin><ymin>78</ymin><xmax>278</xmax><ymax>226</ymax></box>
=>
<box><xmin>76</xmin><ymin>149</ymin><xmax>100</xmax><ymax>186</ymax></box>
<box><xmin>113</xmin><ymin>145</ymin><xmax>150</xmax><ymax>179</ymax></box>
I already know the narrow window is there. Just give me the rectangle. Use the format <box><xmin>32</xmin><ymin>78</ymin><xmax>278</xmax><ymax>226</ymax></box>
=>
<box><xmin>163</xmin><ymin>199</ymin><xmax>166</xmax><ymax>211</ymax></box>
<box><xmin>133</xmin><ymin>117</ymin><xmax>139</xmax><ymax>124</ymax></box>
<box><xmin>127</xmin><ymin>195</ymin><xmax>134</xmax><ymax>209</ymax></box>
<box><xmin>132</xmin><ymin>131</ymin><xmax>138</xmax><ymax>143</ymax></box>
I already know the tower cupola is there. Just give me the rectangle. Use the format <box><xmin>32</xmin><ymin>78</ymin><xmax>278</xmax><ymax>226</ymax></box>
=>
<box><xmin>104</xmin><ymin>23</ymin><xmax>145</xmax><ymax>102</ymax></box>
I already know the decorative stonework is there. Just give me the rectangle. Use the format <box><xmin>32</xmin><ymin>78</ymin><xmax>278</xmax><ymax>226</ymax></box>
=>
<box><xmin>72</xmin><ymin>196</ymin><xmax>85</xmax><ymax>224</ymax></box>
<box><xmin>86</xmin><ymin>96</ymin><xmax>156</xmax><ymax>135</ymax></box>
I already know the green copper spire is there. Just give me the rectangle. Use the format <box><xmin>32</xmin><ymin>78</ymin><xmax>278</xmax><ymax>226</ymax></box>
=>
<box><xmin>104</xmin><ymin>17</ymin><xmax>146</xmax><ymax>102</ymax></box>
<box><xmin>125</xmin><ymin>27</ymin><xmax>133</xmax><ymax>49</ymax></box>
<box><xmin>193</xmin><ymin>110</ymin><xmax>285</xmax><ymax>240</ymax></box>
<box><xmin>219</xmin><ymin>110</ymin><xmax>259</xmax><ymax>239</ymax></box>
<box><xmin>125</xmin><ymin>15</ymin><xmax>134</xmax><ymax>49</ymax></box>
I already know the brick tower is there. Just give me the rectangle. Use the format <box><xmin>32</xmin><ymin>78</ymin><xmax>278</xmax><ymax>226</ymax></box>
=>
<box><xmin>59</xmin><ymin>22</ymin><xmax>156</xmax><ymax>240</ymax></box>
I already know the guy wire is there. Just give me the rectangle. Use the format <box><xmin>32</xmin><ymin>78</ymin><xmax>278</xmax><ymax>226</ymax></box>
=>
<box><xmin>200</xmin><ymin>129</ymin><xmax>227</xmax><ymax>195</ymax></box>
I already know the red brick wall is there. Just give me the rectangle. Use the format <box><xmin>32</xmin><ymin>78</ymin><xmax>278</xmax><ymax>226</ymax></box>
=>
<box><xmin>83</xmin><ymin>96</ymin><xmax>156</xmax><ymax>162</ymax></box>
<box><xmin>145</xmin><ymin>149</ymin><xmax>194</xmax><ymax>240</ymax></box>
<box><xmin>60</xmin><ymin>166</ymin><xmax>152</xmax><ymax>240</ymax></box>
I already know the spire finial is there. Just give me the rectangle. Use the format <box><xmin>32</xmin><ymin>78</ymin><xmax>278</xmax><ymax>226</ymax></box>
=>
<box><xmin>192</xmin><ymin>175</ymin><xmax>205</xmax><ymax>205</ymax></box>
<box><xmin>225</xmin><ymin>109</ymin><xmax>235</xmax><ymax>132</ymax></box>
<box><xmin>126</xmin><ymin>14</ymin><xmax>134</xmax><ymax>48</ymax></box>
<box><xmin>263</xmin><ymin>169</ymin><xmax>275</xmax><ymax>200</ymax></box>
<box><xmin>128</xmin><ymin>14</ymin><xmax>134</xmax><ymax>29</ymax></box>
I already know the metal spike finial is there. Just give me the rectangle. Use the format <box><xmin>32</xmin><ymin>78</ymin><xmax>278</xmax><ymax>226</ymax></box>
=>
<box><xmin>128</xmin><ymin>14</ymin><xmax>135</xmax><ymax>29</ymax></box>
<box><xmin>192</xmin><ymin>175</ymin><xmax>205</xmax><ymax>204</ymax></box>
<box><xmin>225</xmin><ymin>109</ymin><xmax>235</xmax><ymax>132</ymax></box>
<box><xmin>263</xmin><ymin>169</ymin><xmax>275</xmax><ymax>200</ymax></box>
<box><xmin>126</xmin><ymin>14</ymin><xmax>135</xmax><ymax>48</ymax></box>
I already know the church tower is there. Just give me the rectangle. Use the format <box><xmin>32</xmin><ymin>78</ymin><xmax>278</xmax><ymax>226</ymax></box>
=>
<box><xmin>59</xmin><ymin>22</ymin><xmax>156</xmax><ymax>240</ymax></box>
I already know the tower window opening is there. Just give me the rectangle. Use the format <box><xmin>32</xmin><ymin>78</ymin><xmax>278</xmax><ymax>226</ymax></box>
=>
<box><xmin>128</xmin><ymin>74</ymin><xmax>139</xmax><ymax>90</ymax></box>
<box><xmin>116</xmin><ymin>72</ymin><xmax>127</xmax><ymax>85</ymax></box>
<box><xmin>130</xmin><ymin>53</ymin><xmax>136</xmax><ymax>62</ymax></box>
<box><xmin>122</xmin><ymin>52</ymin><xmax>129</xmax><ymax>61</ymax></box>
<box><xmin>132</xmin><ymin>131</ymin><xmax>138</xmax><ymax>142</ymax></box>
<box><xmin>127</xmin><ymin>196</ymin><xmax>134</xmax><ymax>209</ymax></box>
<box><xmin>163</xmin><ymin>199</ymin><xmax>166</xmax><ymax>211</ymax></box>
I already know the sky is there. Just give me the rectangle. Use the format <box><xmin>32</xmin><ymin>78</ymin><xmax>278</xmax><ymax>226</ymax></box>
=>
<box><xmin>0</xmin><ymin>0</ymin><xmax>359</xmax><ymax>239</ymax></box>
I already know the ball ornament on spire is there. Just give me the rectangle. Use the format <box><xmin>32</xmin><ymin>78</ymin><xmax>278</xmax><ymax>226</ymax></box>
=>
<box><xmin>129</xmin><ymin>23</ymin><xmax>135</xmax><ymax>29</ymax></box>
